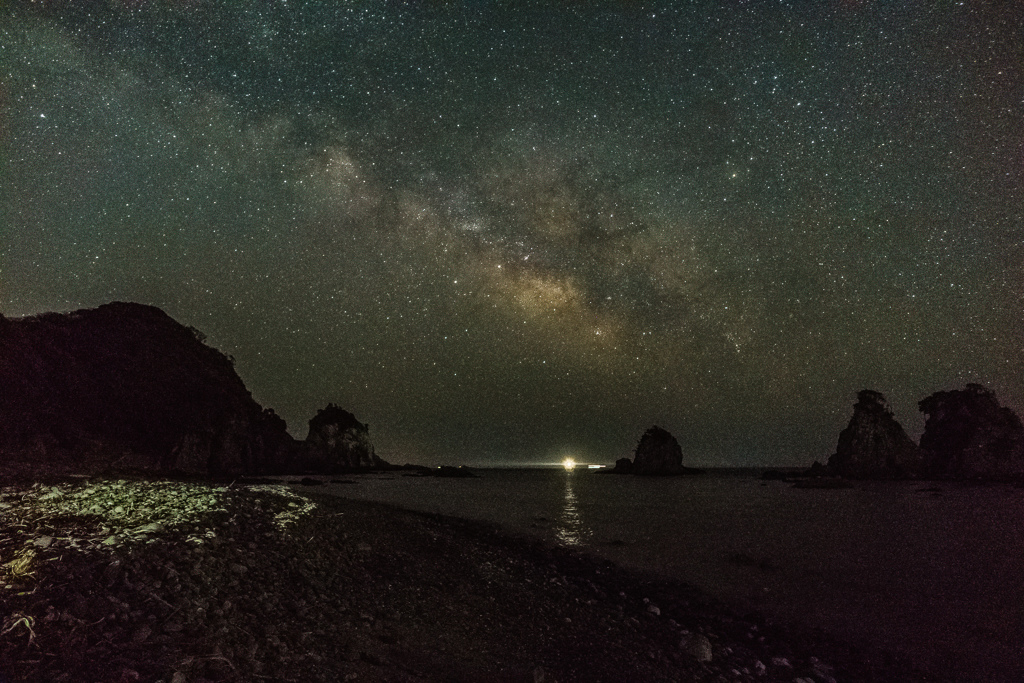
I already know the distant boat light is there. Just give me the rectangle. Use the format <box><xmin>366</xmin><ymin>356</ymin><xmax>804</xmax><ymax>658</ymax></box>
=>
<box><xmin>587</xmin><ymin>464</ymin><xmax>604</xmax><ymax>469</ymax></box>
<box><xmin>562</xmin><ymin>458</ymin><xmax>576</xmax><ymax>471</ymax></box>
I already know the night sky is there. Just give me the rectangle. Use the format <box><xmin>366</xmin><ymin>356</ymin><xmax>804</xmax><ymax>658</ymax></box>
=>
<box><xmin>3</xmin><ymin>1</ymin><xmax>1022</xmax><ymax>466</ymax></box>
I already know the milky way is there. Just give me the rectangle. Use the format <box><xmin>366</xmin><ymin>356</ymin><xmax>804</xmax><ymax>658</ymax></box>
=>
<box><xmin>3</xmin><ymin>1</ymin><xmax>1022</xmax><ymax>465</ymax></box>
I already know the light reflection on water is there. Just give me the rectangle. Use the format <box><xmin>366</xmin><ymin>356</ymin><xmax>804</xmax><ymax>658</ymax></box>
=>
<box><xmin>312</xmin><ymin>468</ymin><xmax>1024</xmax><ymax>683</ymax></box>
<box><xmin>556</xmin><ymin>471</ymin><xmax>591</xmax><ymax>546</ymax></box>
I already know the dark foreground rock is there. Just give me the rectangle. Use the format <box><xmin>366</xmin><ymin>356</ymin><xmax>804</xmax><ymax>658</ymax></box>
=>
<box><xmin>0</xmin><ymin>303</ymin><xmax>297</xmax><ymax>476</ymax></box>
<box><xmin>0</xmin><ymin>476</ymin><xmax>936</xmax><ymax>683</ymax></box>
<box><xmin>827</xmin><ymin>390</ymin><xmax>922</xmax><ymax>479</ymax></box>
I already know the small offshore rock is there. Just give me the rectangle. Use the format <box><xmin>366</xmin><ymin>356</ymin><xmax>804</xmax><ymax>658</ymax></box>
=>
<box><xmin>772</xmin><ymin>656</ymin><xmax>792</xmax><ymax>668</ymax></box>
<box><xmin>682</xmin><ymin>633</ymin><xmax>712</xmax><ymax>662</ymax></box>
<box><xmin>627</xmin><ymin>426</ymin><xmax>688</xmax><ymax>474</ymax></box>
<box><xmin>646</xmin><ymin>604</ymin><xmax>661</xmax><ymax>616</ymax></box>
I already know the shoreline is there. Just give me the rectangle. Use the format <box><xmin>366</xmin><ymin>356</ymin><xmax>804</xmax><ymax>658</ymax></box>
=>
<box><xmin>302</xmin><ymin>467</ymin><xmax>1024</xmax><ymax>683</ymax></box>
<box><xmin>2</xmin><ymin>475</ymin><xmax>936</xmax><ymax>682</ymax></box>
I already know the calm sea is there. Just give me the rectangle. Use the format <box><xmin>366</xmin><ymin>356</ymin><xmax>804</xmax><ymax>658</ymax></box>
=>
<box><xmin>300</xmin><ymin>468</ymin><xmax>1024</xmax><ymax>683</ymax></box>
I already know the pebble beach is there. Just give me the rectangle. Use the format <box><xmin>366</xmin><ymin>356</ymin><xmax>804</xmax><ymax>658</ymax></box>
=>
<box><xmin>0</xmin><ymin>474</ymin><xmax>938</xmax><ymax>682</ymax></box>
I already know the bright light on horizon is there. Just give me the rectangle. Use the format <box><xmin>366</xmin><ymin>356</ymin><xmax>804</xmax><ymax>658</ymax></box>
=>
<box><xmin>562</xmin><ymin>457</ymin><xmax>576</xmax><ymax>471</ymax></box>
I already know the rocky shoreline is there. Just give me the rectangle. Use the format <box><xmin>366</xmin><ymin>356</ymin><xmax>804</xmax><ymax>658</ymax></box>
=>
<box><xmin>1</xmin><ymin>475</ymin><xmax>936</xmax><ymax>682</ymax></box>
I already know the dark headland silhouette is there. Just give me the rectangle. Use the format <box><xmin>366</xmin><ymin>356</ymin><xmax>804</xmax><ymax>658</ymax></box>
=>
<box><xmin>819</xmin><ymin>386</ymin><xmax>1024</xmax><ymax>481</ymax></box>
<box><xmin>0</xmin><ymin>302</ymin><xmax>384</xmax><ymax>477</ymax></box>
<box><xmin>4</xmin><ymin>302</ymin><xmax>1020</xmax><ymax>482</ymax></box>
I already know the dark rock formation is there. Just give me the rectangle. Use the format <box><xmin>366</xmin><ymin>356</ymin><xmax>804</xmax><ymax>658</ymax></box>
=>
<box><xmin>633</xmin><ymin>426</ymin><xmax>685</xmax><ymax>474</ymax></box>
<box><xmin>0</xmin><ymin>302</ymin><xmax>298</xmax><ymax>476</ymax></box>
<box><xmin>918</xmin><ymin>384</ymin><xmax>1024</xmax><ymax>479</ymax></box>
<box><xmin>805</xmin><ymin>461</ymin><xmax>830</xmax><ymax>477</ymax></box>
<box><xmin>607</xmin><ymin>426</ymin><xmax>698</xmax><ymax>475</ymax></box>
<box><xmin>827</xmin><ymin>390</ymin><xmax>922</xmax><ymax>479</ymax></box>
<box><xmin>303</xmin><ymin>404</ymin><xmax>385</xmax><ymax>472</ymax></box>
<box><xmin>611</xmin><ymin>457</ymin><xmax>634</xmax><ymax>474</ymax></box>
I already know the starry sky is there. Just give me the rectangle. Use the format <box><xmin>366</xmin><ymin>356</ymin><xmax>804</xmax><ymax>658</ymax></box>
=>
<box><xmin>3</xmin><ymin>0</ymin><xmax>1022</xmax><ymax>467</ymax></box>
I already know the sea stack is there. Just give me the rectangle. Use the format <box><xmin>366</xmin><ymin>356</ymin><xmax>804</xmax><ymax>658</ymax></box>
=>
<box><xmin>611</xmin><ymin>426</ymin><xmax>693</xmax><ymax>475</ymax></box>
<box><xmin>304</xmin><ymin>404</ymin><xmax>384</xmax><ymax>472</ymax></box>
<box><xmin>828</xmin><ymin>390</ymin><xmax>921</xmax><ymax>479</ymax></box>
<box><xmin>918</xmin><ymin>384</ymin><xmax>1024</xmax><ymax>479</ymax></box>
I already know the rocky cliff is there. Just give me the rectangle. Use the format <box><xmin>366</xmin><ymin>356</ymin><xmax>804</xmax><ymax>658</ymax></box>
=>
<box><xmin>918</xmin><ymin>384</ymin><xmax>1024</xmax><ymax>479</ymax></box>
<box><xmin>303</xmin><ymin>404</ymin><xmax>384</xmax><ymax>472</ymax></box>
<box><xmin>0</xmin><ymin>302</ymin><xmax>298</xmax><ymax>476</ymax></box>
<box><xmin>827</xmin><ymin>390</ymin><xmax>922</xmax><ymax>479</ymax></box>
